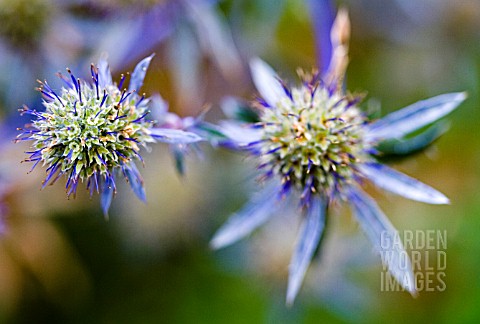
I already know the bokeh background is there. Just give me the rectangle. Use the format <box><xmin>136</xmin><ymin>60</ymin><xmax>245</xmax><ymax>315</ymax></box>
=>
<box><xmin>0</xmin><ymin>0</ymin><xmax>479</xmax><ymax>323</ymax></box>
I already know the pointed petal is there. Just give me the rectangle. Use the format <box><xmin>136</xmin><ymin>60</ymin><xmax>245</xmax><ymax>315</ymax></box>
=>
<box><xmin>129</xmin><ymin>54</ymin><xmax>155</xmax><ymax>92</ymax></box>
<box><xmin>100</xmin><ymin>175</ymin><xmax>115</xmax><ymax>219</ymax></box>
<box><xmin>97</xmin><ymin>57</ymin><xmax>113</xmax><ymax>88</ymax></box>
<box><xmin>365</xmin><ymin>92</ymin><xmax>466</xmax><ymax>142</ymax></box>
<box><xmin>307</xmin><ymin>0</ymin><xmax>335</xmax><ymax>75</ymax></box>
<box><xmin>324</xmin><ymin>7</ymin><xmax>350</xmax><ymax>85</ymax></box>
<box><xmin>249</xmin><ymin>58</ymin><xmax>286</xmax><ymax>107</ymax></box>
<box><xmin>286</xmin><ymin>196</ymin><xmax>326</xmax><ymax>305</ymax></box>
<box><xmin>218</xmin><ymin>121</ymin><xmax>262</xmax><ymax>147</ymax></box>
<box><xmin>210</xmin><ymin>184</ymin><xmax>280</xmax><ymax>249</ymax></box>
<box><xmin>358</xmin><ymin>162</ymin><xmax>449</xmax><ymax>204</ymax></box>
<box><xmin>122</xmin><ymin>163</ymin><xmax>146</xmax><ymax>202</ymax></box>
<box><xmin>149</xmin><ymin>128</ymin><xmax>203</xmax><ymax>144</ymax></box>
<box><xmin>348</xmin><ymin>186</ymin><xmax>416</xmax><ymax>295</ymax></box>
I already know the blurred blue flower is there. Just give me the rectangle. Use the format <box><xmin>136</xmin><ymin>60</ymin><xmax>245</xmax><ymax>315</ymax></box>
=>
<box><xmin>0</xmin><ymin>0</ymin><xmax>138</xmax><ymax>114</ymax></box>
<box><xmin>211</xmin><ymin>9</ymin><xmax>466</xmax><ymax>304</ymax></box>
<box><xmin>94</xmin><ymin>0</ymin><xmax>244</xmax><ymax>83</ymax></box>
<box><xmin>17</xmin><ymin>55</ymin><xmax>202</xmax><ymax>217</ymax></box>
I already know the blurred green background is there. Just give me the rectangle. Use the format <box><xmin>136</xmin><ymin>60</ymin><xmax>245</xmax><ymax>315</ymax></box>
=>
<box><xmin>1</xmin><ymin>0</ymin><xmax>480</xmax><ymax>323</ymax></box>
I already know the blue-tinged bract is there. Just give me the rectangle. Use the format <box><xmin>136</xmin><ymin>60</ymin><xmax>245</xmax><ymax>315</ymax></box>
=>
<box><xmin>17</xmin><ymin>55</ymin><xmax>202</xmax><ymax>216</ymax></box>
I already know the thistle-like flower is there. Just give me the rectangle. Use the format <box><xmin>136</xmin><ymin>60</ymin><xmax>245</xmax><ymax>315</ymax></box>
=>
<box><xmin>17</xmin><ymin>55</ymin><xmax>202</xmax><ymax>216</ymax></box>
<box><xmin>211</xmin><ymin>10</ymin><xmax>466</xmax><ymax>304</ymax></box>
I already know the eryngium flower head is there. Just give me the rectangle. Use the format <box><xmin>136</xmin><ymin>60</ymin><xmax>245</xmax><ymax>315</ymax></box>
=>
<box><xmin>17</xmin><ymin>55</ymin><xmax>202</xmax><ymax>215</ymax></box>
<box><xmin>212</xmin><ymin>10</ymin><xmax>466</xmax><ymax>303</ymax></box>
<box><xmin>214</xmin><ymin>56</ymin><xmax>466</xmax><ymax>304</ymax></box>
<box><xmin>255</xmin><ymin>72</ymin><xmax>367</xmax><ymax>201</ymax></box>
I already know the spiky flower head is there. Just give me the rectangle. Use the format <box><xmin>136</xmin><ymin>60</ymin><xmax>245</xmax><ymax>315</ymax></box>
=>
<box><xmin>18</xmin><ymin>55</ymin><xmax>202</xmax><ymax>215</ymax></box>
<box><xmin>255</xmin><ymin>67</ymin><xmax>367</xmax><ymax>202</ymax></box>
